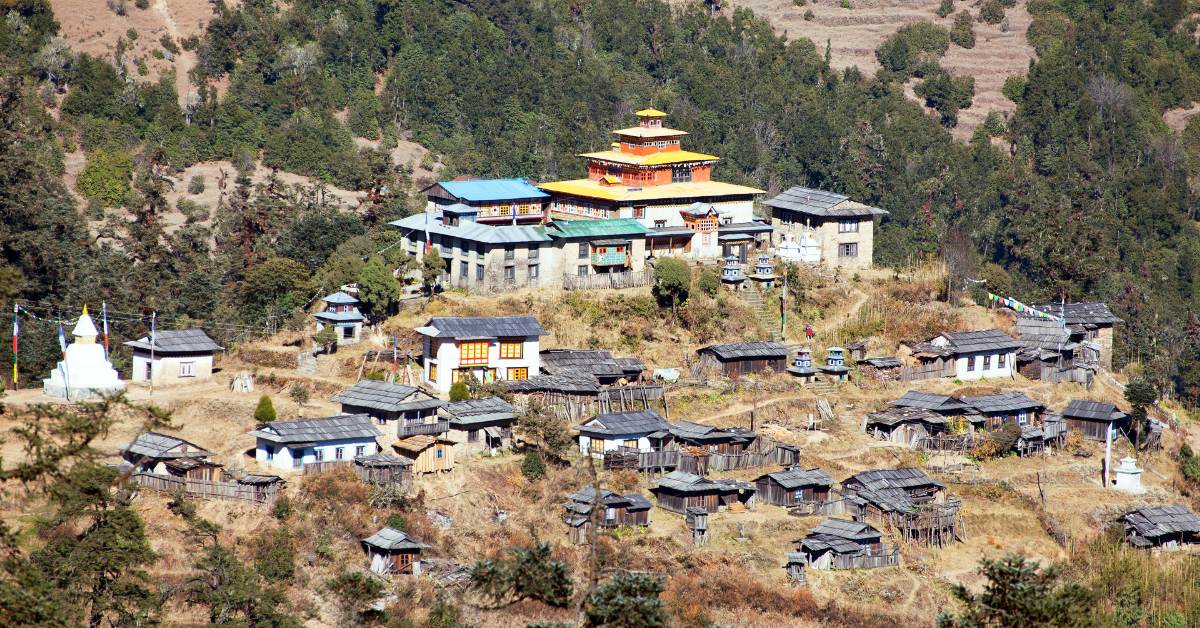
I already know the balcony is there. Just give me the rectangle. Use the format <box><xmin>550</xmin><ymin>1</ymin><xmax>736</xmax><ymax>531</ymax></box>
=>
<box><xmin>397</xmin><ymin>420</ymin><xmax>450</xmax><ymax>437</ymax></box>
<box><xmin>590</xmin><ymin>251</ymin><xmax>629</xmax><ymax>266</ymax></box>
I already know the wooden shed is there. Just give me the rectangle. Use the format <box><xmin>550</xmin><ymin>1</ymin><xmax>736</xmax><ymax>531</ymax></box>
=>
<box><xmin>650</xmin><ymin>471</ymin><xmax>755</xmax><ymax>514</ymax></box>
<box><xmin>393</xmin><ymin>435</ymin><xmax>455</xmax><ymax>474</ymax></box>
<box><xmin>1121</xmin><ymin>505</ymin><xmax>1200</xmax><ymax>550</ymax></box>
<box><xmin>696</xmin><ymin>341</ymin><xmax>789</xmax><ymax>378</ymax></box>
<box><xmin>563</xmin><ymin>486</ymin><xmax>652</xmax><ymax>544</ymax></box>
<box><xmin>121</xmin><ymin>432</ymin><xmax>220</xmax><ymax>480</ymax></box>
<box><xmin>755</xmin><ymin>468</ymin><xmax>833</xmax><ymax>508</ymax></box>
<box><xmin>960</xmin><ymin>391</ymin><xmax>1045</xmax><ymax>431</ymax></box>
<box><xmin>362</xmin><ymin>527</ymin><xmax>429</xmax><ymax>575</ymax></box>
<box><xmin>1061</xmin><ymin>399</ymin><xmax>1128</xmax><ymax>442</ymax></box>
<box><xmin>863</xmin><ymin>405</ymin><xmax>952</xmax><ymax>446</ymax></box>
<box><xmin>857</xmin><ymin>356</ymin><xmax>902</xmax><ymax>382</ymax></box>
<box><xmin>797</xmin><ymin>518</ymin><xmax>897</xmax><ymax>570</ymax></box>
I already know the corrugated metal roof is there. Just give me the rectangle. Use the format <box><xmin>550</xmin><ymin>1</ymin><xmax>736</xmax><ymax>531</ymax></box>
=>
<box><xmin>313</xmin><ymin>310</ymin><xmax>364</xmax><ymax>323</ymax></box>
<box><xmin>333</xmin><ymin>380</ymin><xmax>427</xmax><ymax>412</ymax></box>
<box><xmin>124</xmin><ymin>328</ymin><xmax>223</xmax><ymax>353</ymax></box>
<box><xmin>249</xmin><ymin>414</ymin><xmax>380</xmax><ymax>444</ymax></box>
<box><xmin>1122</xmin><ymin>505</ymin><xmax>1200</xmax><ymax>537</ymax></box>
<box><xmin>937</xmin><ymin>329</ymin><xmax>1020</xmax><ymax>354</ymax></box>
<box><xmin>764</xmin><ymin>186</ymin><xmax>888</xmax><ymax>218</ymax></box>
<box><xmin>435</xmin><ymin>178</ymin><xmax>549</xmax><ymax>202</ymax></box>
<box><xmin>546</xmin><ymin>218</ymin><xmax>648</xmax><ymax>239</ymax></box>
<box><xmin>1063</xmin><ymin>399</ymin><xmax>1126</xmax><ymax>422</ymax></box>
<box><xmin>866</xmin><ymin>405</ymin><xmax>947</xmax><ymax>427</ymax></box>
<box><xmin>362</xmin><ymin>527</ymin><xmax>430</xmax><ymax>551</ymax></box>
<box><xmin>718</xmin><ymin>221</ymin><xmax>774</xmax><ymax>234</ymax></box>
<box><xmin>844</xmin><ymin>468</ymin><xmax>943</xmax><ymax>492</ymax></box>
<box><xmin>421</xmin><ymin>316</ymin><xmax>546</xmax><ymax>339</ymax></box>
<box><xmin>759</xmin><ymin>468</ymin><xmax>833</xmax><ymax>489</ymax></box>
<box><xmin>536</xmin><ymin>179</ymin><xmax>763</xmax><ymax>202</ymax></box>
<box><xmin>323</xmin><ymin>291</ymin><xmax>359</xmax><ymax>304</ymax></box>
<box><xmin>646</xmin><ymin>226</ymin><xmax>696</xmax><ymax>238</ymax></box>
<box><xmin>961</xmin><ymin>391</ymin><xmax>1044</xmax><ymax>414</ymax></box>
<box><xmin>577</xmin><ymin>410</ymin><xmax>670</xmax><ymax>436</ymax></box>
<box><xmin>541</xmin><ymin>349</ymin><xmax>627</xmax><ymax>379</ymax></box>
<box><xmin>697</xmin><ymin>341</ymin><xmax>789</xmax><ymax>361</ymax></box>
<box><xmin>123</xmin><ymin>432</ymin><xmax>213</xmax><ymax>459</ymax></box>
<box><xmin>391</xmin><ymin>212</ymin><xmax>551</xmax><ymax>244</ymax></box>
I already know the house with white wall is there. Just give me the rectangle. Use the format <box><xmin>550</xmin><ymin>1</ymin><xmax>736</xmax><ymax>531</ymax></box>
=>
<box><xmin>249</xmin><ymin>414</ymin><xmax>381</xmax><ymax>471</ymax></box>
<box><xmin>415</xmin><ymin>316</ymin><xmax>546</xmax><ymax>394</ymax></box>
<box><xmin>764</xmin><ymin>186</ymin><xmax>888</xmax><ymax>269</ymax></box>
<box><xmin>926</xmin><ymin>329</ymin><xmax>1019</xmax><ymax>381</ymax></box>
<box><xmin>124</xmin><ymin>328</ymin><xmax>223</xmax><ymax>385</ymax></box>
<box><xmin>576</xmin><ymin>409</ymin><xmax>672</xmax><ymax>457</ymax></box>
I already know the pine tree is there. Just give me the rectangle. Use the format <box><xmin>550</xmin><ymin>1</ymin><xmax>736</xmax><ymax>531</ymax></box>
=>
<box><xmin>254</xmin><ymin>395</ymin><xmax>276</xmax><ymax>426</ymax></box>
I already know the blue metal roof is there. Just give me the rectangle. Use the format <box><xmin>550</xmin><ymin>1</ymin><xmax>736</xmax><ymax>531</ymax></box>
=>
<box><xmin>437</xmin><ymin>179</ymin><xmax>550</xmax><ymax>202</ymax></box>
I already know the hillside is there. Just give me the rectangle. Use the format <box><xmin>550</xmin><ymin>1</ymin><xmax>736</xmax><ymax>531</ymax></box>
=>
<box><xmin>721</xmin><ymin>0</ymin><xmax>1036</xmax><ymax>137</ymax></box>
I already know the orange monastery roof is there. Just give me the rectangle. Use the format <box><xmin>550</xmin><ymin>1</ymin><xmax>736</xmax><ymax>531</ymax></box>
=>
<box><xmin>580</xmin><ymin>149</ymin><xmax>719</xmax><ymax>167</ymax></box>
<box><xmin>538</xmin><ymin>179</ymin><xmax>764</xmax><ymax>202</ymax></box>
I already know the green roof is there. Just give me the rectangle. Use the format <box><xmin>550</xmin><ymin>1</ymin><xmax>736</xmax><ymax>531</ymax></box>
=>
<box><xmin>548</xmin><ymin>218</ymin><xmax>648</xmax><ymax>239</ymax></box>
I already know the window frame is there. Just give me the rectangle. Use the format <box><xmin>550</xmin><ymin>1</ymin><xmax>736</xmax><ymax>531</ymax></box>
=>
<box><xmin>838</xmin><ymin>219</ymin><xmax>860</xmax><ymax>233</ymax></box>
<box><xmin>507</xmin><ymin>366</ymin><xmax>528</xmax><ymax>380</ymax></box>
<box><xmin>499</xmin><ymin>339</ymin><xmax>524</xmax><ymax>360</ymax></box>
<box><xmin>838</xmin><ymin>242</ymin><xmax>859</xmax><ymax>258</ymax></box>
<box><xmin>459</xmin><ymin>341</ymin><xmax>489</xmax><ymax>365</ymax></box>
<box><xmin>179</xmin><ymin>361</ymin><xmax>196</xmax><ymax>377</ymax></box>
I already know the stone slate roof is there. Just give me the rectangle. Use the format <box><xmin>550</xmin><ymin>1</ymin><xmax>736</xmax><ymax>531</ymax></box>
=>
<box><xmin>577</xmin><ymin>410</ymin><xmax>670</xmax><ymax>436</ymax></box>
<box><xmin>800</xmin><ymin>518</ymin><xmax>883</xmax><ymax>554</ymax></box>
<box><xmin>937</xmin><ymin>329</ymin><xmax>1020</xmax><ymax>354</ymax></box>
<box><xmin>541</xmin><ymin>349</ymin><xmax>627</xmax><ymax>380</ymax></box>
<box><xmin>249</xmin><ymin>414</ymin><xmax>380</xmax><ymax>445</ymax></box>
<box><xmin>758</xmin><ymin>468</ymin><xmax>833</xmax><ymax>489</ymax></box>
<box><xmin>669</xmin><ymin>420</ymin><xmax>755</xmax><ymax>443</ymax></box>
<box><xmin>362</xmin><ymin>527</ymin><xmax>429</xmax><ymax>551</ymax></box>
<box><xmin>418</xmin><ymin>316</ymin><xmax>545</xmax><ymax>339</ymax></box>
<box><xmin>763</xmin><ymin>186</ymin><xmax>888</xmax><ymax>218</ymax></box>
<box><xmin>443</xmin><ymin>397</ymin><xmax>515</xmax><ymax>426</ymax></box>
<box><xmin>892</xmin><ymin>391</ymin><xmax>971</xmax><ymax>413</ymax></box>
<box><xmin>505</xmin><ymin>372</ymin><xmax>601</xmax><ymax>394</ymax></box>
<box><xmin>1063</xmin><ymin>400</ymin><xmax>1127</xmax><ymax>422</ymax></box>
<box><xmin>124</xmin><ymin>328</ymin><xmax>223</xmax><ymax>353</ymax></box>
<box><xmin>333</xmin><ymin>380</ymin><xmax>436</xmax><ymax>413</ymax></box>
<box><xmin>961</xmin><ymin>391</ymin><xmax>1044</xmax><ymax>414</ymax></box>
<box><xmin>844</xmin><ymin>468</ymin><xmax>943</xmax><ymax>492</ymax></box>
<box><xmin>354</xmin><ymin>453</ymin><xmax>412</xmax><ymax>468</ymax></box>
<box><xmin>565</xmin><ymin>486</ymin><xmax>652</xmax><ymax>512</ymax></box>
<box><xmin>1122</xmin><ymin>505</ymin><xmax>1200</xmax><ymax>539</ymax></box>
<box><xmin>1015</xmin><ymin>318</ymin><xmax>1077</xmax><ymax>352</ymax></box>
<box><xmin>123</xmin><ymin>432</ymin><xmax>213</xmax><ymax>460</ymax></box>
<box><xmin>866</xmin><ymin>405</ymin><xmax>948</xmax><ymax>427</ymax></box>
<box><xmin>859</xmin><ymin>356</ymin><xmax>902</xmax><ymax>368</ymax></box>
<box><xmin>697</xmin><ymin>341</ymin><xmax>789</xmax><ymax>361</ymax></box>
<box><xmin>653</xmin><ymin>470</ymin><xmax>754</xmax><ymax>494</ymax></box>
<box><xmin>1032</xmin><ymin>302</ymin><xmax>1123</xmax><ymax>327</ymax></box>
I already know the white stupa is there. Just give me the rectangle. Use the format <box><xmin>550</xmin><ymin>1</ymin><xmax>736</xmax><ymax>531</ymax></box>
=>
<box><xmin>42</xmin><ymin>305</ymin><xmax>125</xmax><ymax>401</ymax></box>
<box><xmin>776</xmin><ymin>232</ymin><xmax>821</xmax><ymax>264</ymax></box>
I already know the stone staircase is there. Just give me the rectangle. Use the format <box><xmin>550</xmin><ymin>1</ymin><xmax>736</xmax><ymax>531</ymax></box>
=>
<box><xmin>805</xmin><ymin>379</ymin><xmax>838</xmax><ymax>396</ymax></box>
<box><xmin>740</xmin><ymin>288</ymin><xmax>782</xmax><ymax>339</ymax></box>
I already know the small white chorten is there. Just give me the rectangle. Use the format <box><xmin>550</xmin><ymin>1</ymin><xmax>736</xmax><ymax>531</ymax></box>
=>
<box><xmin>43</xmin><ymin>305</ymin><xmax>125</xmax><ymax>401</ymax></box>
<box><xmin>1114</xmin><ymin>457</ymin><xmax>1145</xmax><ymax>494</ymax></box>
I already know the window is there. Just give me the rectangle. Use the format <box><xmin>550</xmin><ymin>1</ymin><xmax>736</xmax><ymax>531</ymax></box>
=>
<box><xmin>265</xmin><ymin>445</ymin><xmax>274</xmax><ymax>461</ymax></box>
<box><xmin>504</xmin><ymin>245</ymin><xmax>515</xmax><ymax>260</ymax></box>
<box><xmin>314</xmin><ymin>448</ymin><xmax>324</xmax><ymax>462</ymax></box>
<box><xmin>528</xmin><ymin>246</ymin><xmax>539</xmax><ymax>260</ymax></box>
<box><xmin>508</xmin><ymin>367</ymin><xmax>528</xmax><ymax>380</ymax></box>
<box><xmin>577</xmin><ymin>265</ymin><xmax>589</xmax><ymax>277</ymax></box>
<box><xmin>838</xmin><ymin>220</ymin><xmax>860</xmax><ymax>233</ymax></box>
<box><xmin>578</xmin><ymin>244</ymin><xmax>589</xmax><ymax>258</ymax></box>
<box><xmin>589</xmin><ymin>437</ymin><xmax>605</xmax><ymax>453</ymax></box>
<box><xmin>377</xmin><ymin>416</ymin><xmax>387</xmax><ymax>425</ymax></box>
<box><xmin>966</xmin><ymin>356</ymin><xmax>976</xmax><ymax>372</ymax></box>
<box><xmin>436</xmin><ymin>446</ymin><xmax>444</xmax><ymax>459</ymax></box>
<box><xmin>459</xmin><ymin>341</ymin><xmax>489</xmax><ymax>365</ymax></box>
<box><xmin>838</xmin><ymin>243</ymin><xmax>859</xmax><ymax>257</ymax></box>
<box><xmin>335</xmin><ymin>447</ymin><xmax>344</xmax><ymax>460</ymax></box>
<box><xmin>671</xmin><ymin>166</ymin><xmax>692</xmax><ymax>183</ymax></box>
<box><xmin>998</xmin><ymin>353</ymin><xmax>1007</xmax><ymax>368</ymax></box>
<box><xmin>983</xmin><ymin>355</ymin><xmax>992</xmax><ymax>370</ymax></box>
<box><xmin>476</xmin><ymin>264</ymin><xmax>484</xmax><ymax>281</ymax></box>
<box><xmin>460</xmin><ymin>260</ymin><xmax>468</xmax><ymax>278</ymax></box>
<box><xmin>342</xmin><ymin>326</ymin><xmax>354</xmax><ymax>339</ymax></box>
<box><xmin>503</xmin><ymin>266</ymin><xmax>515</xmax><ymax>281</ymax></box>
<box><xmin>429</xmin><ymin>363</ymin><xmax>438</xmax><ymax>382</ymax></box>
<box><xmin>468</xmin><ymin>429</ymin><xmax>479</xmax><ymax>443</ymax></box>
<box><xmin>794</xmin><ymin>489</ymin><xmax>803</xmax><ymax>502</ymax></box>
<box><xmin>633</xmin><ymin>206</ymin><xmax>646</xmax><ymax>219</ymax></box>
<box><xmin>654</xmin><ymin>220</ymin><xmax>667</xmax><ymax>228</ymax></box>
<box><xmin>622</xmin><ymin>439</ymin><xmax>638</xmax><ymax>449</ymax></box>
<box><xmin>528</xmin><ymin>264</ymin><xmax>539</xmax><ymax>279</ymax></box>
<box><xmin>499</xmin><ymin>340</ymin><xmax>523</xmax><ymax>359</ymax></box>
<box><xmin>179</xmin><ymin>361</ymin><xmax>195</xmax><ymax>377</ymax></box>
<box><xmin>355</xmin><ymin>445</ymin><xmax>365</xmax><ymax>457</ymax></box>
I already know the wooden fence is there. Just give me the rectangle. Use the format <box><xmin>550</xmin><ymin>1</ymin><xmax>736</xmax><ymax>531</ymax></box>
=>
<box><xmin>832</xmin><ymin>545</ymin><xmax>900</xmax><ymax>570</ymax></box>
<box><xmin>397</xmin><ymin>420</ymin><xmax>450</xmax><ymax>437</ymax></box>
<box><xmin>131</xmin><ymin>472</ymin><xmax>281</xmax><ymax>505</ymax></box>
<box><xmin>603</xmin><ymin>438</ymin><xmax>797</xmax><ymax>474</ymax></box>
<box><xmin>562</xmin><ymin>269</ymin><xmax>654</xmax><ymax>291</ymax></box>
<box><xmin>898</xmin><ymin>361</ymin><xmax>954</xmax><ymax>382</ymax></box>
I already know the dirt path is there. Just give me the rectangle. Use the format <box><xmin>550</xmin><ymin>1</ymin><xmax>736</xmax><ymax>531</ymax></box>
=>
<box><xmin>154</xmin><ymin>0</ymin><xmax>196</xmax><ymax>107</ymax></box>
